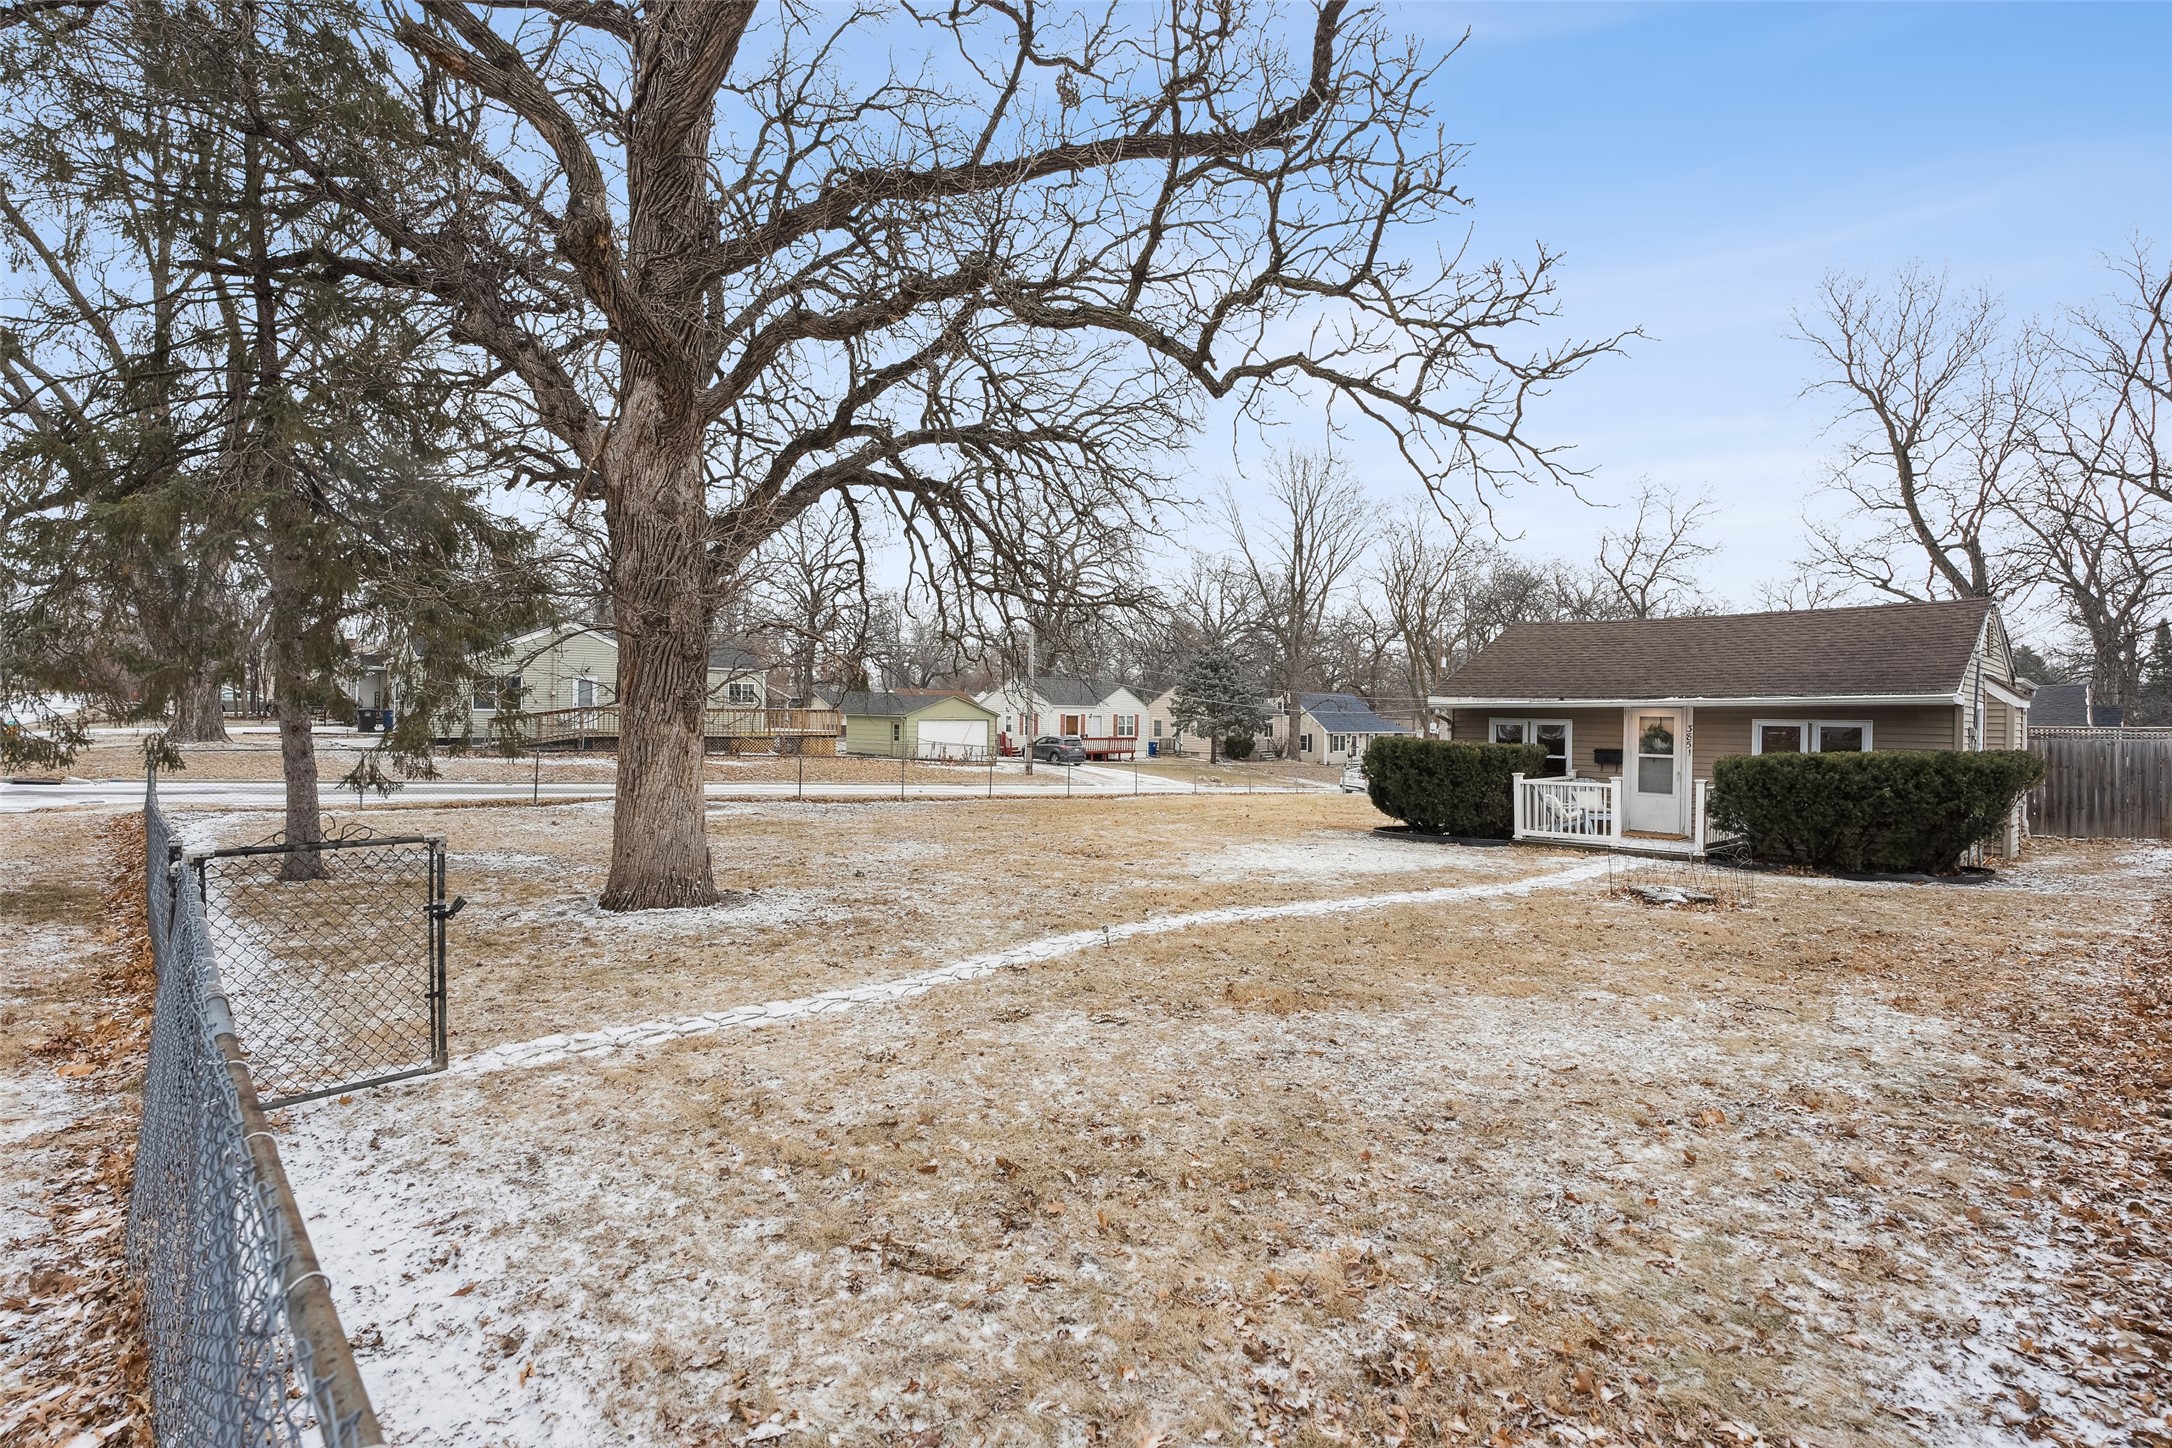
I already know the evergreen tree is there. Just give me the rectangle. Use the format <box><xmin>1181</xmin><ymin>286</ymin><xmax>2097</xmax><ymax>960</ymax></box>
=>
<box><xmin>2139</xmin><ymin>620</ymin><xmax>2172</xmax><ymax>726</ymax></box>
<box><xmin>1171</xmin><ymin>645</ymin><xmax>1267</xmax><ymax>766</ymax></box>
<box><xmin>0</xmin><ymin>2</ymin><xmax>549</xmax><ymax>864</ymax></box>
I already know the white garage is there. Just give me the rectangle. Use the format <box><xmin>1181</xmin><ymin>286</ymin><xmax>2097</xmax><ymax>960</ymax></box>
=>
<box><xmin>915</xmin><ymin>718</ymin><xmax>990</xmax><ymax>759</ymax></box>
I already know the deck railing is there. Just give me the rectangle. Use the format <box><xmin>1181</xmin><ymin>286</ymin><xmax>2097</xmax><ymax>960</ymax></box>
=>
<box><xmin>516</xmin><ymin>705</ymin><xmax>841</xmax><ymax>750</ymax></box>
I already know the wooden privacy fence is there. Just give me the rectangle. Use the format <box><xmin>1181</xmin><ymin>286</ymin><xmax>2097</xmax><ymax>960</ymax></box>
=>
<box><xmin>2028</xmin><ymin>728</ymin><xmax>2172</xmax><ymax>840</ymax></box>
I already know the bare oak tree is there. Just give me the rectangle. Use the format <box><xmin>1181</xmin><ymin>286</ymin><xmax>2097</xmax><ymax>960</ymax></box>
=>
<box><xmin>1795</xmin><ymin>266</ymin><xmax>2028</xmax><ymax>601</ymax></box>
<box><xmin>2014</xmin><ymin>248</ymin><xmax>2172</xmax><ymax>710</ymax></box>
<box><xmin>1224</xmin><ymin>451</ymin><xmax>1373</xmax><ymax>734</ymax></box>
<box><xmin>1375</xmin><ymin>502</ymin><xmax>1479</xmax><ymax>732</ymax></box>
<box><xmin>1592</xmin><ymin>482</ymin><xmax>1717</xmax><ymax>618</ymax></box>
<box><xmin>259</xmin><ymin>0</ymin><xmax>1619</xmax><ymax>907</ymax></box>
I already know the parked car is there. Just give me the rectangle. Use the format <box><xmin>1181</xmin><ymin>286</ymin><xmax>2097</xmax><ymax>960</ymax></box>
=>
<box><xmin>1340</xmin><ymin>761</ymin><xmax>1368</xmax><ymax>793</ymax></box>
<box><xmin>1032</xmin><ymin>735</ymin><xmax>1087</xmax><ymax>764</ymax></box>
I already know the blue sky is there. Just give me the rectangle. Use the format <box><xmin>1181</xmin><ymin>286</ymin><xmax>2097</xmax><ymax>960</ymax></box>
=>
<box><xmin>1196</xmin><ymin>0</ymin><xmax>2172</xmax><ymax>615</ymax></box>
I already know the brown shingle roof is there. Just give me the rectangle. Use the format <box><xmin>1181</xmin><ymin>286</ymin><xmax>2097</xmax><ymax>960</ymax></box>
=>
<box><xmin>1436</xmin><ymin>599</ymin><xmax>1995</xmax><ymax>702</ymax></box>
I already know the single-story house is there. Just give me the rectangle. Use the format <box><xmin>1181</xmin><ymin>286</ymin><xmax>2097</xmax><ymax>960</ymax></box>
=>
<box><xmin>840</xmin><ymin>691</ymin><xmax>999</xmax><ymax>760</ymax></box>
<box><xmin>1142</xmin><ymin>687</ymin><xmax>1196</xmax><ymax>755</ymax></box>
<box><xmin>458</xmin><ymin>629</ymin><xmax>781</xmax><ymax>746</ymax></box>
<box><xmin>1430</xmin><ymin>598</ymin><xmax>2033</xmax><ymax>850</ymax></box>
<box><xmin>976</xmin><ymin>675</ymin><xmax>1148</xmax><ymax>759</ymax></box>
<box><xmin>1291</xmin><ymin>692</ymin><xmax>1408</xmax><ymax>765</ymax></box>
<box><xmin>464</xmin><ymin>626</ymin><xmax>769</xmax><ymax>737</ymax></box>
<box><xmin>1142</xmin><ymin>686</ymin><xmax>1296</xmax><ymax>756</ymax></box>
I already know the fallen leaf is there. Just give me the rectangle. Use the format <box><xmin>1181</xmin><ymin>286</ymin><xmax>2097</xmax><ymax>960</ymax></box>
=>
<box><xmin>55</xmin><ymin>1062</ymin><xmax>94</xmax><ymax>1079</ymax></box>
<box><xmin>451</xmin><ymin>1282</ymin><xmax>478</xmax><ymax>1297</ymax></box>
<box><xmin>1572</xmin><ymin>1366</ymin><xmax>1598</xmax><ymax>1396</ymax></box>
<box><xmin>1696</xmin><ymin>1108</ymin><xmax>1728</xmax><ymax>1127</ymax></box>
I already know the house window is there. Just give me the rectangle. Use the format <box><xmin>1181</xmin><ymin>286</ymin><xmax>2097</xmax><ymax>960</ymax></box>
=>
<box><xmin>1816</xmin><ymin>722</ymin><xmax>1868</xmax><ymax>752</ymax></box>
<box><xmin>892</xmin><ymin>722</ymin><xmax>902</xmax><ymax>741</ymax></box>
<box><xmin>576</xmin><ymin>677</ymin><xmax>596</xmax><ymax>709</ymax></box>
<box><xmin>1489</xmin><ymin>717</ymin><xmax>1572</xmax><ymax>778</ymax></box>
<box><xmin>1114</xmin><ymin>714</ymin><xmax>1138</xmax><ymax>738</ymax></box>
<box><xmin>1152</xmin><ymin>719</ymin><xmax>1163</xmax><ymax>738</ymax></box>
<box><xmin>1751</xmin><ymin>719</ymin><xmax>1873</xmax><ymax>754</ymax></box>
<box><xmin>1300</xmin><ymin>732</ymin><xmax>1314</xmax><ymax>754</ymax></box>
<box><xmin>474</xmin><ymin>674</ymin><xmax>522</xmax><ymax>711</ymax></box>
<box><xmin>725</xmin><ymin>679</ymin><xmax>758</xmax><ymax>705</ymax></box>
<box><xmin>1755</xmin><ymin>722</ymin><xmax>1804</xmax><ymax>754</ymax></box>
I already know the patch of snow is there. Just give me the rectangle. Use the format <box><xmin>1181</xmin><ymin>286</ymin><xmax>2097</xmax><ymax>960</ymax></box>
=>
<box><xmin>1188</xmin><ymin>831</ymin><xmax>1528</xmax><ymax>882</ymax></box>
<box><xmin>454</xmin><ymin>856</ymin><xmax>1615</xmax><ymax>1079</ymax></box>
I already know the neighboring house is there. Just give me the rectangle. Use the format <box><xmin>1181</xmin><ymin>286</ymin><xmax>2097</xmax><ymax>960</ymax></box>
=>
<box><xmin>840</xmin><ymin>691</ymin><xmax>998</xmax><ymax>759</ymax></box>
<box><xmin>464</xmin><ymin>626</ymin><xmax>769</xmax><ymax>737</ymax></box>
<box><xmin>976</xmin><ymin>675</ymin><xmax>1149</xmax><ymax>759</ymax></box>
<box><xmin>2032</xmin><ymin>681</ymin><xmax>2129</xmax><ymax>727</ymax></box>
<box><xmin>348</xmin><ymin>652</ymin><xmax>392</xmax><ymax>731</ymax></box>
<box><xmin>1143</xmin><ymin>688</ymin><xmax>1200</xmax><ymax>755</ymax></box>
<box><xmin>2029</xmin><ymin>682</ymin><xmax>2090</xmax><ymax>727</ymax></box>
<box><xmin>1290</xmin><ymin>692</ymin><xmax>1408</xmax><ymax>765</ymax></box>
<box><xmin>1430</xmin><ymin>598</ymin><xmax>2033</xmax><ymax>851</ymax></box>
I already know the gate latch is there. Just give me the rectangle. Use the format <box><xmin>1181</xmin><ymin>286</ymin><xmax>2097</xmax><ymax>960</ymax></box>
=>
<box><xmin>433</xmin><ymin>895</ymin><xmax>467</xmax><ymax>922</ymax></box>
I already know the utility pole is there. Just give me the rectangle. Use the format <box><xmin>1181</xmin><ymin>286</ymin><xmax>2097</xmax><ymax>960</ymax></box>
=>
<box><xmin>1021</xmin><ymin>623</ymin><xmax>1036</xmax><ymax>778</ymax></box>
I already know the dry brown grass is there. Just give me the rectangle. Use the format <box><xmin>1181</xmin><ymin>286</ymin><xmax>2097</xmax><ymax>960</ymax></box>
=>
<box><xmin>0</xmin><ymin>812</ymin><xmax>152</xmax><ymax>1447</ymax></box>
<box><xmin>227</xmin><ymin>797</ymin><xmax>2169</xmax><ymax>1448</ymax></box>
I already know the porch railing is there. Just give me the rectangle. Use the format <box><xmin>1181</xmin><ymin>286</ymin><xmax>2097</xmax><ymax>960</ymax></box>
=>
<box><xmin>1512</xmin><ymin>773</ymin><xmax>1736</xmax><ymax>854</ymax></box>
<box><xmin>1514</xmin><ymin>774</ymin><xmax>1619</xmax><ymax>845</ymax></box>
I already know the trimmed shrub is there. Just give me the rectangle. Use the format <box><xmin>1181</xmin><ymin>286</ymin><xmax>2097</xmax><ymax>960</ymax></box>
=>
<box><xmin>1363</xmin><ymin>736</ymin><xmax>1548</xmax><ymax>838</ymax></box>
<box><xmin>1221</xmin><ymin>731</ymin><xmax>1256</xmax><ymax>760</ymax></box>
<box><xmin>1707</xmin><ymin>749</ymin><xmax>2045</xmax><ymax>874</ymax></box>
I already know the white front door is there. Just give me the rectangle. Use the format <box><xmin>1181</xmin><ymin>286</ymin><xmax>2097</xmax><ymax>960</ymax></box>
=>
<box><xmin>1625</xmin><ymin>710</ymin><xmax>1684</xmax><ymax>835</ymax></box>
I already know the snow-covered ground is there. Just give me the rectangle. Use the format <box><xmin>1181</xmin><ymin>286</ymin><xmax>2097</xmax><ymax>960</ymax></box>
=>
<box><xmin>239</xmin><ymin>806</ymin><xmax>2171</xmax><ymax>1447</ymax></box>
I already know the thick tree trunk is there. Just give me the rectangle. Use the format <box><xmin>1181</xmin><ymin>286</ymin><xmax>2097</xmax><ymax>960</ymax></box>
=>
<box><xmin>274</xmin><ymin>686</ymin><xmax>325</xmax><ymax>880</ymax></box>
<box><xmin>599</xmin><ymin>381</ymin><xmax>717</xmax><ymax>911</ymax></box>
<box><xmin>266</xmin><ymin>557</ymin><xmax>325</xmax><ymax>881</ymax></box>
<box><xmin>168</xmin><ymin>674</ymin><xmax>230</xmax><ymax>744</ymax></box>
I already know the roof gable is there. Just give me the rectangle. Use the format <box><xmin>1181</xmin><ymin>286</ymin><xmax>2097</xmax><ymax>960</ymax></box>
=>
<box><xmin>1298</xmin><ymin>691</ymin><xmax>1408</xmax><ymax>735</ymax></box>
<box><xmin>840</xmin><ymin>689</ymin><xmax>991</xmax><ymax>718</ymax></box>
<box><xmin>1436</xmin><ymin>599</ymin><xmax>1998</xmax><ymax>702</ymax></box>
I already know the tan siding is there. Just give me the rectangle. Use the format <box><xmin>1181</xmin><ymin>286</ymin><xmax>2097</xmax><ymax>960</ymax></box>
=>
<box><xmin>1691</xmin><ymin>708</ymin><xmax>1753</xmax><ymax>780</ymax></box>
<box><xmin>1693</xmin><ymin>703</ymin><xmax>1961</xmax><ymax>773</ymax></box>
<box><xmin>1449</xmin><ymin>707</ymin><xmax>1624</xmax><ymax>777</ymax></box>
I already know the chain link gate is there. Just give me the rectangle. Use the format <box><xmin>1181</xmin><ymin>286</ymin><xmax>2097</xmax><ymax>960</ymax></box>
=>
<box><xmin>190</xmin><ymin>831</ymin><xmax>458</xmax><ymax>1108</ymax></box>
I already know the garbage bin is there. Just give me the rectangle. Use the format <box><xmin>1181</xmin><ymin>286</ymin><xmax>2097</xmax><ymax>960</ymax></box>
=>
<box><xmin>1146</xmin><ymin>739</ymin><xmax>1158</xmax><ymax>757</ymax></box>
<box><xmin>356</xmin><ymin>707</ymin><xmax>384</xmax><ymax>733</ymax></box>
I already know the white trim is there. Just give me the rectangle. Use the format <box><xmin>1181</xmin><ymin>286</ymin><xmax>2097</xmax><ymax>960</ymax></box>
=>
<box><xmin>1435</xmin><ymin>693</ymin><xmax>1958</xmax><ymax>709</ymax></box>
<box><xmin>1983</xmin><ymin>677</ymin><xmax>2030</xmax><ymax>709</ymax></box>
<box><xmin>1749</xmin><ymin>718</ymin><xmax>1874</xmax><ymax>754</ymax></box>
<box><xmin>1488</xmin><ymin>716</ymin><xmax>1574</xmax><ymax>776</ymax></box>
<box><xmin>1814</xmin><ymin>720</ymin><xmax>1872</xmax><ymax>752</ymax></box>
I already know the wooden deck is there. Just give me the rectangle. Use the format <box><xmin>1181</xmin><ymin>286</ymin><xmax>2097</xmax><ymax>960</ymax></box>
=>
<box><xmin>516</xmin><ymin>705</ymin><xmax>841</xmax><ymax>752</ymax></box>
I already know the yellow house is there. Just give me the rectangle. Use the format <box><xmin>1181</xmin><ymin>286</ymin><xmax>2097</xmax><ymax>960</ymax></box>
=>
<box><xmin>464</xmin><ymin>626</ymin><xmax>766</xmax><ymax>737</ymax></box>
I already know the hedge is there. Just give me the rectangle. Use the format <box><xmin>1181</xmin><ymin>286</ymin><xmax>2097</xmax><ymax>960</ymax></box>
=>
<box><xmin>1363</xmin><ymin>737</ymin><xmax>1548</xmax><ymax>838</ymax></box>
<box><xmin>1706</xmin><ymin>749</ymin><xmax>2045</xmax><ymax>874</ymax></box>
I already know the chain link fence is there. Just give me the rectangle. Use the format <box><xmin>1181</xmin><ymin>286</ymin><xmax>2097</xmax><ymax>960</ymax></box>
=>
<box><xmin>131</xmin><ymin>774</ymin><xmax>390</xmax><ymax>1446</ymax></box>
<box><xmin>193</xmin><ymin>832</ymin><xmax>448</xmax><ymax>1108</ymax></box>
